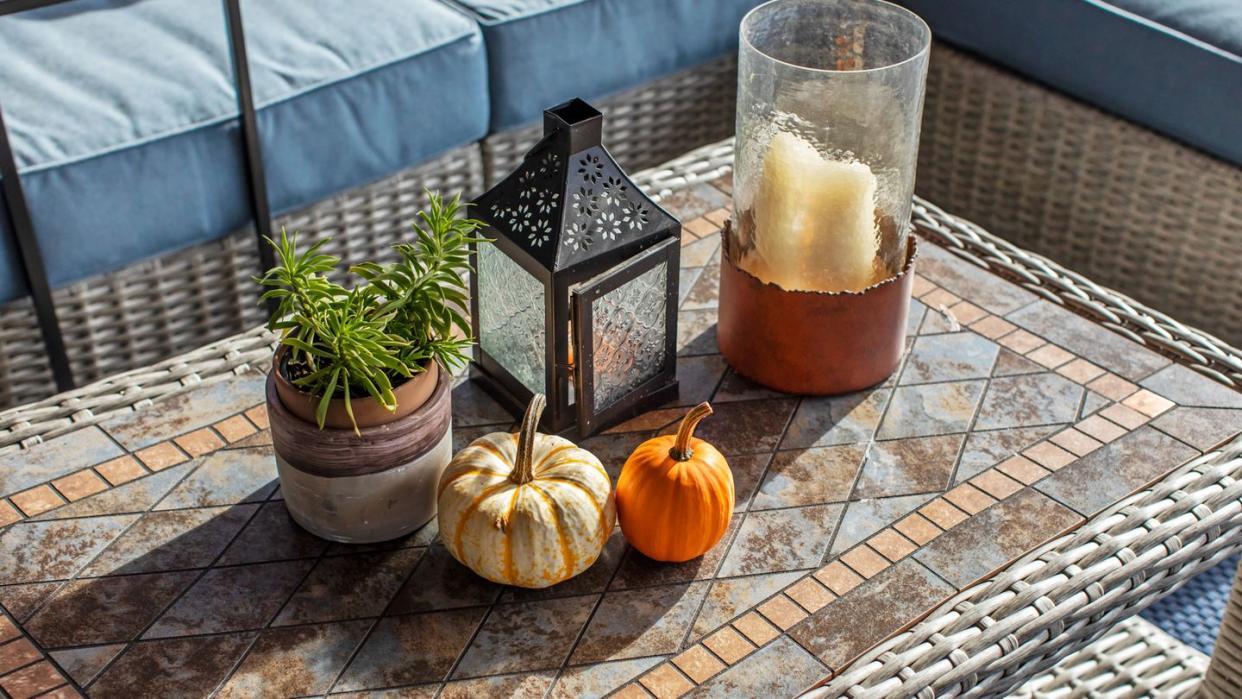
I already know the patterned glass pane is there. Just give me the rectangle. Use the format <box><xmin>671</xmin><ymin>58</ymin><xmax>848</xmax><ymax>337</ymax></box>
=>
<box><xmin>477</xmin><ymin>244</ymin><xmax>546</xmax><ymax>395</ymax></box>
<box><xmin>591</xmin><ymin>261</ymin><xmax>668</xmax><ymax>411</ymax></box>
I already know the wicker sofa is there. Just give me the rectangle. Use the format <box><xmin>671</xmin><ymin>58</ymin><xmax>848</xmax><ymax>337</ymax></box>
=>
<box><xmin>2</xmin><ymin>0</ymin><xmax>1240</xmax><ymax>411</ymax></box>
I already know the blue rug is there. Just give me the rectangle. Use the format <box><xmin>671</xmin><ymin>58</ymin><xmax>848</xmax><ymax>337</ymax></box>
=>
<box><xmin>1141</xmin><ymin>553</ymin><xmax>1239</xmax><ymax>655</ymax></box>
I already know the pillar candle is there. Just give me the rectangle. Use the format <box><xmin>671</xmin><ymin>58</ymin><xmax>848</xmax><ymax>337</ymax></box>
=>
<box><xmin>740</xmin><ymin>131</ymin><xmax>880</xmax><ymax>293</ymax></box>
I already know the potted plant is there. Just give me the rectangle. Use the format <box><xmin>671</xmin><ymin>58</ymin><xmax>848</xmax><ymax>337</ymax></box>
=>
<box><xmin>258</xmin><ymin>192</ymin><xmax>487</xmax><ymax>543</ymax></box>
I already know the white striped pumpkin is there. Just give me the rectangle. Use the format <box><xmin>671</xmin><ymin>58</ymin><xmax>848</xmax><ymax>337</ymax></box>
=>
<box><xmin>437</xmin><ymin>394</ymin><xmax>615</xmax><ymax>588</ymax></box>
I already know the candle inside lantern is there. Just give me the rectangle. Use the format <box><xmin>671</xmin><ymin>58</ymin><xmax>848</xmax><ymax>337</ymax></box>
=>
<box><xmin>739</xmin><ymin>131</ymin><xmax>880</xmax><ymax>293</ymax></box>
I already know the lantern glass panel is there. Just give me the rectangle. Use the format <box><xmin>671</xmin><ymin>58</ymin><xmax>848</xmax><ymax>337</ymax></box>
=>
<box><xmin>590</xmin><ymin>260</ymin><xmax>669</xmax><ymax>412</ymax></box>
<box><xmin>476</xmin><ymin>243</ymin><xmax>546</xmax><ymax>395</ymax></box>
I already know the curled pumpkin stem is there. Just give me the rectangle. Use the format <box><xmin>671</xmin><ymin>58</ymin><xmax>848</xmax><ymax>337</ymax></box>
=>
<box><xmin>671</xmin><ymin>402</ymin><xmax>713</xmax><ymax>461</ymax></box>
<box><xmin>512</xmin><ymin>393</ymin><xmax>546</xmax><ymax>485</ymax></box>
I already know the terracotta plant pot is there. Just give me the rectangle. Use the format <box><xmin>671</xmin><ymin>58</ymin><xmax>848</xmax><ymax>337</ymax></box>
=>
<box><xmin>266</xmin><ymin>355</ymin><xmax>453</xmax><ymax>543</ymax></box>
<box><xmin>273</xmin><ymin>347</ymin><xmax>439</xmax><ymax>430</ymax></box>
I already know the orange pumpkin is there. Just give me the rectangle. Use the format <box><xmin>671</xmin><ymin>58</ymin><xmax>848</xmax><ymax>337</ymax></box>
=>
<box><xmin>616</xmin><ymin>403</ymin><xmax>733</xmax><ymax>562</ymax></box>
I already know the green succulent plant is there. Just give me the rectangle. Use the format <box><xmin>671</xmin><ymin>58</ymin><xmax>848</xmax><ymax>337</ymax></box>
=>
<box><xmin>257</xmin><ymin>191</ymin><xmax>488</xmax><ymax>432</ymax></box>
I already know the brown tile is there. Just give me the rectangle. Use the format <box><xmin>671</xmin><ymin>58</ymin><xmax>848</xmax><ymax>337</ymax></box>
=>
<box><xmin>717</xmin><ymin>504</ymin><xmax>841</xmax><ymax>577</ymax></box>
<box><xmin>244</xmin><ymin>405</ymin><xmax>270</xmax><ymax>429</ymax></box>
<box><xmin>89</xmin><ymin>632</ymin><xmax>255</xmax><ymax>698</ymax></box>
<box><xmin>751</xmin><ymin>445</ymin><xmax>865</xmax><ymax>509</ymax></box>
<box><xmin>1007</xmin><ymin>302</ymin><xmax>1171</xmax><ymax>382</ymax></box>
<box><xmin>919</xmin><ymin>499</ymin><xmax>969</xmax><ymax>529</ymax></box>
<box><xmin>974</xmin><ymin>373</ymin><xmax>1083</xmax><ymax>431</ymax></box>
<box><xmin>997</xmin><ymin>329</ymin><xmax>1045</xmax><ymax>354</ymax></box>
<box><xmin>689</xmin><ymin>636</ymin><xmax>828</xmax><ymax>698</ymax></box>
<box><xmin>1151</xmin><ymin>407</ymin><xmax>1242</xmax><ymax>451</ymax></box>
<box><xmin>10</xmin><ymin>486</ymin><xmax>63</xmax><ymax>517</ymax></box>
<box><xmin>854</xmin><ymin>435</ymin><xmax>964</xmax><ymax>497</ymax></box>
<box><xmin>1026</xmin><ymin>344</ymin><xmax>1075</xmax><ymax>369</ymax></box>
<box><xmin>0</xmin><ymin>616</ymin><xmax>18</xmax><ymax>642</ymax></box>
<box><xmin>996</xmin><ymin>455</ymin><xmax>1051</xmax><ymax>485</ymax></box>
<box><xmin>877</xmin><ymin>382</ymin><xmax>986</xmax><ymax>439</ymax></box>
<box><xmin>213</xmin><ymin>415</ymin><xmax>258</xmax><ymax>443</ymax></box>
<box><xmin>614</xmin><ymin>685</ymin><xmax>655</xmax><ymax>699</ymax></box>
<box><xmin>1088</xmin><ymin>373</ymin><xmax>1140</xmax><ymax>402</ymax></box>
<box><xmin>703</xmin><ymin>627</ymin><xmax>755</xmax><ymax>664</ymax></box>
<box><xmin>51</xmin><ymin>470</ymin><xmax>107</xmax><ymax>501</ymax></box>
<box><xmin>388</xmin><ymin>544</ymin><xmax>502</xmax><ymax>612</ymax></box>
<box><xmin>1024</xmin><ymin>441</ymin><xmax>1078</xmax><ymax>471</ymax></box>
<box><xmin>944</xmin><ymin>483</ymin><xmax>995</xmax><ymax>515</ymax></box>
<box><xmin>867</xmin><ymin>529</ymin><xmax>917</xmax><ymax>562</ymax></box>
<box><xmin>684</xmin><ymin>217</ymin><xmax>716</xmax><ymax>237</ymax></box>
<box><xmin>970</xmin><ymin>470</ymin><xmax>1024</xmax><ymax>500</ymax></box>
<box><xmin>0</xmin><ymin>500</ymin><xmax>20</xmax><ymax>527</ymax></box>
<box><xmin>39</xmin><ymin>687</ymin><xmax>82</xmax><ymax>699</ymax></box>
<box><xmin>659</xmin><ymin>398</ymin><xmax>798</xmax><ymax>455</ymax></box>
<box><xmin>94</xmin><ymin>456</ymin><xmax>147</xmax><ymax>486</ymax></box>
<box><xmin>135</xmin><ymin>442</ymin><xmax>188</xmax><ymax>471</ymax></box>
<box><xmin>1050</xmin><ymin>427</ymin><xmax>1104</xmax><ymax>457</ymax></box>
<box><xmin>0</xmin><ymin>637</ymin><xmax>41</xmax><ymax>674</ymax></box>
<box><xmin>785</xmin><ymin>577</ymin><xmax>835</xmax><ymax>613</ymax></box>
<box><xmin>613</xmin><ymin>519</ymin><xmax>738</xmax><ymax>589</ymax></box>
<box><xmin>1100</xmin><ymin>403</ymin><xmax>1149</xmax><ymax>430</ymax></box>
<box><xmin>334</xmin><ymin>609</ymin><xmax>486</xmax><ymax>691</ymax></box>
<box><xmin>894</xmin><ymin>514</ymin><xmax>941</xmax><ymax>545</ymax></box>
<box><xmin>840</xmin><ymin>545</ymin><xmax>889</xmax><ymax>578</ymax></box>
<box><xmin>273</xmin><ymin>549</ymin><xmax>423</xmax><ymax>626</ymax></box>
<box><xmin>1036</xmin><ymin>427</ymin><xmax>1198</xmax><ymax>516</ymax></box>
<box><xmin>442</xmin><ymin>672</ymin><xmax>555</xmax><ymax>699</ymax></box>
<box><xmin>25</xmin><ymin>571</ymin><xmax>197</xmax><ymax>647</ymax></box>
<box><xmin>814</xmin><ymin>561</ymin><xmax>865</xmax><ymax>596</ymax></box>
<box><xmin>922</xmin><ymin>288</ymin><xmax>961</xmax><ymax>309</ymax></box>
<box><xmin>452</xmin><ymin>596</ymin><xmax>596</xmax><ymax>679</ymax></box>
<box><xmin>640</xmin><ymin>664</ymin><xmax>693</xmax><ymax>699</ymax></box>
<box><xmin>732</xmin><ymin>612</ymin><xmax>780</xmax><ymax>647</ymax></box>
<box><xmin>47</xmin><ymin>644</ymin><xmax>124</xmax><ymax>687</ymax></box>
<box><xmin>146</xmin><ymin>560</ymin><xmax>314</xmax><ymax>638</ymax></box>
<box><xmin>757</xmin><ymin>594</ymin><xmax>806</xmax><ymax>630</ymax></box>
<box><xmin>971</xmin><ymin>315</ymin><xmax>1017</xmax><ymax>339</ymax></box>
<box><xmin>572</xmin><ymin>583</ymin><xmax>709</xmax><ymax>664</ymax></box>
<box><xmin>1123</xmin><ymin>389</ymin><xmax>1176</xmax><ymax>418</ymax></box>
<box><xmin>0</xmin><ymin>660</ymin><xmax>65</xmax><ymax>699</ymax></box>
<box><xmin>673</xmin><ymin>645</ymin><xmax>725</xmax><ymax>684</ymax></box>
<box><xmin>914</xmin><ymin>489</ymin><xmax>1081</xmax><ymax>589</ymax></box>
<box><xmin>215</xmin><ymin>621</ymin><xmax>370</xmax><ymax>698</ymax></box>
<box><xmin>703</xmin><ymin>208</ymin><xmax>731</xmax><ymax>227</ymax></box>
<box><xmin>911</xmin><ymin>275</ymin><xmax>936</xmax><ymax>297</ymax></box>
<box><xmin>1077</xmin><ymin>415</ymin><xmax>1130</xmax><ymax>443</ymax></box>
<box><xmin>790</xmin><ymin>559</ymin><xmax>955</xmax><ymax>668</ymax></box>
<box><xmin>948</xmin><ymin>302</ymin><xmax>988</xmax><ymax>325</ymax></box>
<box><xmin>1057</xmin><ymin>359</ymin><xmax>1106</xmax><ymax>384</ymax></box>
<box><xmin>82</xmin><ymin>506</ymin><xmax>253</xmax><ymax>576</ymax></box>
<box><xmin>174</xmin><ymin>428</ymin><xmax>225</xmax><ymax>457</ymax></box>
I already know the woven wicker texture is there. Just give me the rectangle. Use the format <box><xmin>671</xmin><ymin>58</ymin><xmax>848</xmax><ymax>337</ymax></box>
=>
<box><xmin>1009</xmin><ymin>617</ymin><xmax>1207</xmax><ymax>699</ymax></box>
<box><xmin>806</xmin><ymin>434</ymin><xmax>1242</xmax><ymax>698</ymax></box>
<box><xmin>481</xmin><ymin>55</ymin><xmax>737</xmax><ymax>187</ymax></box>
<box><xmin>0</xmin><ymin>145</ymin><xmax>484</xmax><ymax>411</ymax></box>
<box><xmin>1202</xmin><ymin>559</ymin><xmax>1242</xmax><ymax>699</ymax></box>
<box><xmin>918</xmin><ymin>43</ymin><xmax>1242</xmax><ymax>348</ymax></box>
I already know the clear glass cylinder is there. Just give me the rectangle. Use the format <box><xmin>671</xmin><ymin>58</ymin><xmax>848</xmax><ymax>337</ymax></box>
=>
<box><xmin>733</xmin><ymin>0</ymin><xmax>930</xmax><ymax>293</ymax></box>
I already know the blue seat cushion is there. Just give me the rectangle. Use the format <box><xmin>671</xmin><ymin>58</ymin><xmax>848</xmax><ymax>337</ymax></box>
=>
<box><xmin>0</xmin><ymin>0</ymin><xmax>489</xmax><ymax>303</ymax></box>
<box><xmin>451</xmin><ymin>0</ymin><xmax>766</xmax><ymax>131</ymax></box>
<box><xmin>895</xmin><ymin>0</ymin><xmax>1242</xmax><ymax>167</ymax></box>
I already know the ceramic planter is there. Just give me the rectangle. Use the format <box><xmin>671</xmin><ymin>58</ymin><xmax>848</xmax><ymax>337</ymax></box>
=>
<box><xmin>266</xmin><ymin>359</ymin><xmax>452</xmax><ymax>543</ymax></box>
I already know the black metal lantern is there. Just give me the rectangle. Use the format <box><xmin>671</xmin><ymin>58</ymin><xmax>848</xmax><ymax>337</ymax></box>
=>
<box><xmin>469</xmin><ymin>98</ymin><xmax>680</xmax><ymax>436</ymax></box>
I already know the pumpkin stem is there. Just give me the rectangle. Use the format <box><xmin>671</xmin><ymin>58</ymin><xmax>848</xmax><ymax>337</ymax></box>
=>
<box><xmin>513</xmin><ymin>393</ymin><xmax>546</xmax><ymax>485</ymax></box>
<box><xmin>670</xmin><ymin>402</ymin><xmax>713</xmax><ymax>461</ymax></box>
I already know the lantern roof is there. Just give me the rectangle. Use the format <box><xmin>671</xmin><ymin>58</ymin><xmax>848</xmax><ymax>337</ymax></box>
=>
<box><xmin>473</xmin><ymin>98</ymin><xmax>680</xmax><ymax>273</ymax></box>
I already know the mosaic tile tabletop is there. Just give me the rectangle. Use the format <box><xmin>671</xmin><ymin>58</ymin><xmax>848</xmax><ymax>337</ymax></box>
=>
<box><xmin>1</xmin><ymin>178</ymin><xmax>1240</xmax><ymax>698</ymax></box>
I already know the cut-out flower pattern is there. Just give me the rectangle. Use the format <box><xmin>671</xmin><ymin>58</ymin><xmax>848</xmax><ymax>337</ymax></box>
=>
<box><xmin>578</xmin><ymin>154</ymin><xmax>605</xmax><ymax>183</ymax></box>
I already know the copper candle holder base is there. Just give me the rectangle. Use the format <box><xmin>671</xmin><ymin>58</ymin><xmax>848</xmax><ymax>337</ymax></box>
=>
<box><xmin>718</xmin><ymin>233</ymin><xmax>917</xmax><ymax>395</ymax></box>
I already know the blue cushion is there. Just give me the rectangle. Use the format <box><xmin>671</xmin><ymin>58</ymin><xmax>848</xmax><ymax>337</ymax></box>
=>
<box><xmin>895</xmin><ymin>0</ymin><xmax>1242</xmax><ymax>167</ymax></box>
<box><xmin>452</xmin><ymin>0</ymin><xmax>766</xmax><ymax>130</ymax></box>
<box><xmin>0</xmin><ymin>0</ymin><xmax>489</xmax><ymax>303</ymax></box>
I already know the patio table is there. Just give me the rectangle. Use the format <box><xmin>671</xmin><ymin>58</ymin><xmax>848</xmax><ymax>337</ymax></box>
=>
<box><xmin>1</xmin><ymin>140</ymin><xmax>1240</xmax><ymax>698</ymax></box>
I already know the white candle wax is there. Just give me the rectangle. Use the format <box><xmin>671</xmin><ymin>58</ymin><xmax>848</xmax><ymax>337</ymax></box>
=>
<box><xmin>741</xmin><ymin>131</ymin><xmax>880</xmax><ymax>293</ymax></box>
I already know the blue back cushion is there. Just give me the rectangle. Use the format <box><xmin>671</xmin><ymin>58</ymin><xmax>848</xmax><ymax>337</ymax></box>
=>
<box><xmin>895</xmin><ymin>0</ymin><xmax>1242</xmax><ymax>167</ymax></box>
<box><xmin>0</xmin><ymin>0</ymin><xmax>489</xmax><ymax>302</ymax></box>
<box><xmin>452</xmin><ymin>0</ymin><xmax>766</xmax><ymax>130</ymax></box>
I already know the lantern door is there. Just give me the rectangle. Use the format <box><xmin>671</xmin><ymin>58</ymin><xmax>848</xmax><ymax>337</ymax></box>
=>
<box><xmin>570</xmin><ymin>237</ymin><xmax>679</xmax><ymax>436</ymax></box>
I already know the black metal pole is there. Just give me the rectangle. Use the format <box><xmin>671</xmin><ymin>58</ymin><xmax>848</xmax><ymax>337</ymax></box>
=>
<box><xmin>223</xmin><ymin>0</ymin><xmax>278</xmax><ymax>317</ymax></box>
<box><xmin>0</xmin><ymin>101</ymin><xmax>74</xmax><ymax>391</ymax></box>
